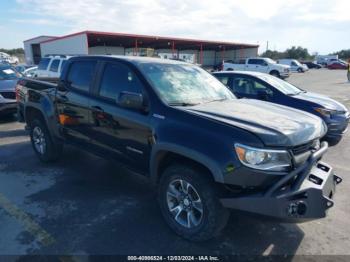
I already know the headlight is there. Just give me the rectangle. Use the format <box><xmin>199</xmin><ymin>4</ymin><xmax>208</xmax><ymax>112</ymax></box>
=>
<box><xmin>314</xmin><ymin>107</ymin><xmax>337</xmax><ymax>117</ymax></box>
<box><xmin>235</xmin><ymin>143</ymin><xmax>292</xmax><ymax>171</ymax></box>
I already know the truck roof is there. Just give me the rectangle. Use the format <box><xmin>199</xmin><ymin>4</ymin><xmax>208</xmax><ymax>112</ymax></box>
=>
<box><xmin>70</xmin><ymin>55</ymin><xmax>190</xmax><ymax>66</ymax></box>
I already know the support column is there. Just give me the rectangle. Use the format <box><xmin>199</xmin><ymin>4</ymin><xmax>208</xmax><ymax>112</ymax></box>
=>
<box><xmin>172</xmin><ymin>41</ymin><xmax>175</xmax><ymax>58</ymax></box>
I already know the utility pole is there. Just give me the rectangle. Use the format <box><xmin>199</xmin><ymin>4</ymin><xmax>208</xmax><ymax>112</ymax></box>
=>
<box><xmin>266</xmin><ymin>41</ymin><xmax>269</xmax><ymax>52</ymax></box>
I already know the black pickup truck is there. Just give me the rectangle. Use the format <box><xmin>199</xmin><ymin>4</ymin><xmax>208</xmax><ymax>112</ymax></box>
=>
<box><xmin>17</xmin><ymin>56</ymin><xmax>341</xmax><ymax>241</ymax></box>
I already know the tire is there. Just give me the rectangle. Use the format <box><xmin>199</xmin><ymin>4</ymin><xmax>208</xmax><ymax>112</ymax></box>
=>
<box><xmin>269</xmin><ymin>70</ymin><xmax>280</xmax><ymax>78</ymax></box>
<box><xmin>29</xmin><ymin>119</ymin><xmax>62</xmax><ymax>162</ymax></box>
<box><xmin>297</xmin><ymin>68</ymin><xmax>303</xmax><ymax>73</ymax></box>
<box><xmin>323</xmin><ymin>136</ymin><xmax>341</xmax><ymax>147</ymax></box>
<box><xmin>158</xmin><ymin>163</ymin><xmax>230</xmax><ymax>241</ymax></box>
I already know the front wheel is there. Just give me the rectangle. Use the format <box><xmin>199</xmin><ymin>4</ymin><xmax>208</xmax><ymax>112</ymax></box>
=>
<box><xmin>269</xmin><ymin>70</ymin><xmax>280</xmax><ymax>78</ymax></box>
<box><xmin>158</xmin><ymin>164</ymin><xmax>230</xmax><ymax>241</ymax></box>
<box><xmin>30</xmin><ymin>119</ymin><xmax>62</xmax><ymax>162</ymax></box>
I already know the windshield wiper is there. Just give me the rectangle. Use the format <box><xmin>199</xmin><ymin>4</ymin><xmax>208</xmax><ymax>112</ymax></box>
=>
<box><xmin>168</xmin><ymin>102</ymin><xmax>200</xmax><ymax>107</ymax></box>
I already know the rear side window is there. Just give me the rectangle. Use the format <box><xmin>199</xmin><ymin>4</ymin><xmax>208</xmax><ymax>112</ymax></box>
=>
<box><xmin>247</xmin><ymin>59</ymin><xmax>259</xmax><ymax>65</ymax></box>
<box><xmin>38</xmin><ymin>58</ymin><xmax>50</xmax><ymax>70</ymax></box>
<box><xmin>99</xmin><ymin>62</ymin><xmax>143</xmax><ymax>100</ymax></box>
<box><xmin>67</xmin><ymin>61</ymin><xmax>96</xmax><ymax>92</ymax></box>
<box><xmin>49</xmin><ymin>59</ymin><xmax>60</xmax><ymax>72</ymax></box>
<box><xmin>60</xmin><ymin>60</ymin><xmax>67</xmax><ymax>72</ymax></box>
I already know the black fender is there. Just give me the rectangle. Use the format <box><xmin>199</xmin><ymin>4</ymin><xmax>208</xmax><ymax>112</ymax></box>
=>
<box><xmin>23</xmin><ymin>90</ymin><xmax>61</xmax><ymax>139</ymax></box>
<box><xmin>150</xmin><ymin>142</ymin><xmax>224</xmax><ymax>185</ymax></box>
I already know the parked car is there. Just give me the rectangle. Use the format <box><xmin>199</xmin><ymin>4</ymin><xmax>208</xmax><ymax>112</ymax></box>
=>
<box><xmin>0</xmin><ymin>52</ymin><xmax>19</xmax><ymax>65</ymax></box>
<box><xmin>17</xmin><ymin>56</ymin><xmax>341</xmax><ymax>241</ymax></box>
<box><xmin>303</xmin><ymin>61</ymin><xmax>322</xmax><ymax>69</ymax></box>
<box><xmin>35</xmin><ymin>56</ymin><xmax>70</xmax><ymax>78</ymax></box>
<box><xmin>0</xmin><ymin>65</ymin><xmax>20</xmax><ymax>116</ymax></box>
<box><xmin>22</xmin><ymin>66</ymin><xmax>38</xmax><ymax>78</ymax></box>
<box><xmin>15</xmin><ymin>64</ymin><xmax>33</xmax><ymax>74</ymax></box>
<box><xmin>277</xmin><ymin>59</ymin><xmax>308</xmax><ymax>73</ymax></box>
<box><xmin>213</xmin><ymin>71</ymin><xmax>349</xmax><ymax>145</ymax></box>
<box><xmin>223</xmin><ymin>57</ymin><xmax>290</xmax><ymax>79</ymax></box>
<box><xmin>327</xmin><ymin>61</ymin><xmax>348</xmax><ymax>70</ymax></box>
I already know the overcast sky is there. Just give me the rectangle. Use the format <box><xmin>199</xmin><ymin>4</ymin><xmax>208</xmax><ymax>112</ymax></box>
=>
<box><xmin>0</xmin><ymin>0</ymin><xmax>349</xmax><ymax>54</ymax></box>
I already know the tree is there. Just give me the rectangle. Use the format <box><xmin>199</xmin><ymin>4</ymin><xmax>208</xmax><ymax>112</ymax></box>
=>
<box><xmin>285</xmin><ymin>46</ymin><xmax>310</xmax><ymax>60</ymax></box>
<box><xmin>331</xmin><ymin>49</ymin><xmax>350</xmax><ymax>60</ymax></box>
<box><xmin>261</xmin><ymin>46</ymin><xmax>312</xmax><ymax>60</ymax></box>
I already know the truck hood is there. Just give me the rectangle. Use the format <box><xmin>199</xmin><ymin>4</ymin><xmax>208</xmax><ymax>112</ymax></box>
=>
<box><xmin>294</xmin><ymin>92</ymin><xmax>348</xmax><ymax>112</ymax></box>
<box><xmin>182</xmin><ymin>99</ymin><xmax>326</xmax><ymax>147</ymax></box>
<box><xmin>0</xmin><ymin>79</ymin><xmax>17</xmax><ymax>91</ymax></box>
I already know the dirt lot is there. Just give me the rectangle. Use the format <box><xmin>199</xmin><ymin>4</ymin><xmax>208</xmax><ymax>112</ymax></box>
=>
<box><xmin>0</xmin><ymin>69</ymin><xmax>349</xmax><ymax>257</ymax></box>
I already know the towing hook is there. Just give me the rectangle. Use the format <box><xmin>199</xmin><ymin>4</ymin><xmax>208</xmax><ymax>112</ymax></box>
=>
<box><xmin>334</xmin><ymin>174</ymin><xmax>342</xmax><ymax>185</ymax></box>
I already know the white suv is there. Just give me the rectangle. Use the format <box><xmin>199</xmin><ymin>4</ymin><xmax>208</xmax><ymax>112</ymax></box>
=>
<box><xmin>35</xmin><ymin>56</ymin><xmax>71</xmax><ymax>78</ymax></box>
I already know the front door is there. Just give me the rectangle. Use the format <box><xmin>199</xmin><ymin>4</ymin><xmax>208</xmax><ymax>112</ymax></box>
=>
<box><xmin>88</xmin><ymin>61</ymin><xmax>152</xmax><ymax>172</ymax></box>
<box><xmin>229</xmin><ymin>76</ymin><xmax>274</xmax><ymax>100</ymax></box>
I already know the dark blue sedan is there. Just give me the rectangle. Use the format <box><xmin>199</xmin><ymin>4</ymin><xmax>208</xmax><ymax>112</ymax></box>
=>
<box><xmin>213</xmin><ymin>71</ymin><xmax>349</xmax><ymax>145</ymax></box>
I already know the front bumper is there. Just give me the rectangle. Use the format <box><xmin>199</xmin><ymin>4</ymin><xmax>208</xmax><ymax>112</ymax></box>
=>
<box><xmin>221</xmin><ymin>142</ymin><xmax>342</xmax><ymax>222</ymax></box>
<box><xmin>325</xmin><ymin>114</ymin><xmax>350</xmax><ymax>138</ymax></box>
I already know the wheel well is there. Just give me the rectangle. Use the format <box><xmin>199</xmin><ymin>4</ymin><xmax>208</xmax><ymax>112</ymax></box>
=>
<box><xmin>155</xmin><ymin>151</ymin><xmax>214</xmax><ymax>184</ymax></box>
<box><xmin>25</xmin><ymin>107</ymin><xmax>45</xmax><ymax>127</ymax></box>
<box><xmin>269</xmin><ymin>70</ymin><xmax>279</xmax><ymax>75</ymax></box>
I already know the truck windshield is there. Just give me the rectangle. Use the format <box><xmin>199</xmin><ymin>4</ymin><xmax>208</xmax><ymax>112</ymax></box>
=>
<box><xmin>259</xmin><ymin>74</ymin><xmax>303</xmax><ymax>95</ymax></box>
<box><xmin>138</xmin><ymin>63</ymin><xmax>235</xmax><ymax>105</ymax></box>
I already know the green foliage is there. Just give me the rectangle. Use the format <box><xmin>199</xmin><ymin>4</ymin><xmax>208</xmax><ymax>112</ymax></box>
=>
<box><xmin>331</xmin><ymin>49</ymin><xmax>350</xmax><ymax>60</ymax></box>
<box><xmin>261</xmin><ymin>46</ymin><xmax>312</xmax><ymax>60</ymax></box>
<box><xmin>0</xmin><ymin>48</ymin><xmax>24</xmax><ymax>56</ymax></box>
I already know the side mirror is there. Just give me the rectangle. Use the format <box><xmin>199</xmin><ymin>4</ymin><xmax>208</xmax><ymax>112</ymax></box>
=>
<box><xmin>57</xmin><ymin>81</ymin><xmax>69</xmax><ymax>92</ymax></box>
<box><xmin>118</xmin><ymin>91</ymin><xmax>145</xmax><ymax>111</ymax></box>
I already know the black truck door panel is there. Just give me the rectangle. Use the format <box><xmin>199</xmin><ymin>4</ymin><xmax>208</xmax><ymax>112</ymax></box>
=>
<box><xmin>89</xmin><ymin>61</ymin><xmax>152</xmax><ymax>172</ymax></box>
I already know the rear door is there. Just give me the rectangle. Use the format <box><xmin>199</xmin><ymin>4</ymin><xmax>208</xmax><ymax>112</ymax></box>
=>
<box><xmin>47</xmin><ymin>59</ymin><xmax>60</xmax><ymax>78</ymax></box>
<box><xmin>88</xmin><ymin>60</ymin><xmax>152</xmax><ymax>172</ymax></box>
<box><xmin>56</xmin><ymin>59</ymin><xmax>97</xmax><ymax>146</ymax></box>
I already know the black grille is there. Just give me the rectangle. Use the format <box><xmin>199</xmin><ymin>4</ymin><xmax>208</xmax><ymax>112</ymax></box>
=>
<box><xmin>0</xmin><ymin>91</ymin><xmax>16</xmax><ymax>100</ymax></box>
<box><xmin>291</xmin><ymin>141</ymin><xmax>313</xmax><ymax>155</ymax></box>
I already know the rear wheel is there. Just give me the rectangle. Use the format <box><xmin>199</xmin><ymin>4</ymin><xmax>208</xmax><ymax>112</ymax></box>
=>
<box><xmin>158</xmin><ymin>163</ymin><xmax>230</xmax><ymax>241</ymax></box>
<box><xmin>30</xmin><ymin>119</ymin><xmax>62</xmax><ymax>162</ymax></box>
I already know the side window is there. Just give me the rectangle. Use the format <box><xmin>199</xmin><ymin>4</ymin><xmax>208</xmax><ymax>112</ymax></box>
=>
<box><xmin>38</xmin><ymin>58</ymin><xmax>50</xmax><ymax>70</ymax></box>
<box><xmin>49</xmin><ymin>59</ymin><xmax>60</xmax><ymax>72</ymax></box>
<box><xmin>232</xmin><ymin>77</ymin><xmax>272</xmax><ymax>96</ymax></box>
<box><xmin>247</xmin><ymin>59</ymin><xmax>258</xmax><ymax>65</ymax></box>
<box><xmin>291</xmin><ymin>61</ymin><xmax>297</xmax><ymax>66</ymax></box>
<box><xmin>215</xmin><ymin>75</ymin><xmax>230</xmax><ymax>87</ymax></box>
<box><xmin>99</xmin><ymin>62</ymin><xmax>143</xmax><ymax>100</ymax></box>
<box><xmin>67</xmin><ymin>61</ymin><xmax>96</xmax><ymax>92</ymax></box>
<box><xmin>60</xmin><ymin>60</ymin><xmax>67</xmax><ymax>72</ymax></box>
